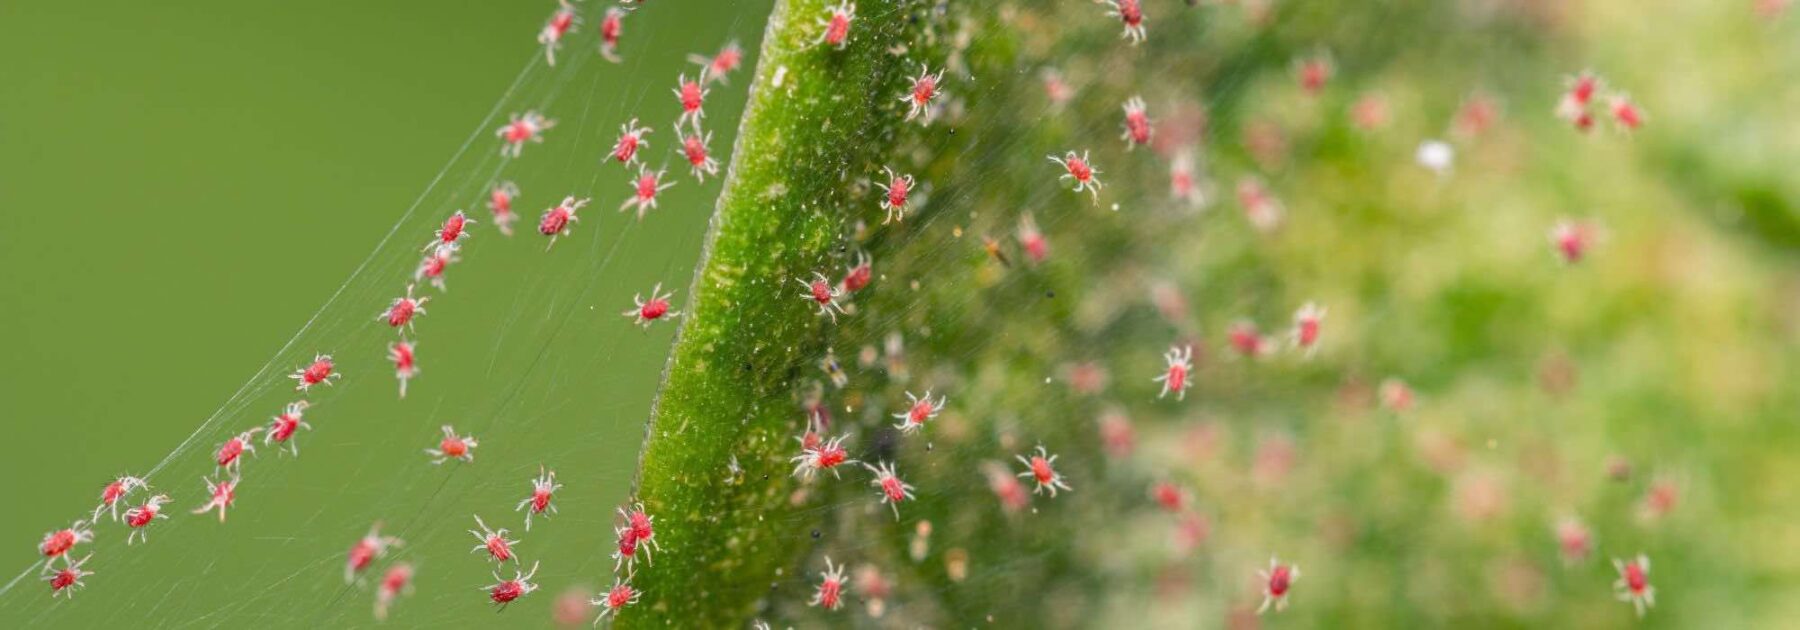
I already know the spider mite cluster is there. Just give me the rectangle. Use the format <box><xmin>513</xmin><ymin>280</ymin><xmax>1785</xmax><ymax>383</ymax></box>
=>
<box><xmin>32</xmin><ymin>0</ymin><xmax>1694</xmax><ymax>622</ymax></box>
<box><xmin>1555</xmin><ymin>70</ymin><xmax>1645</xmax><ymax>133</ymax></box>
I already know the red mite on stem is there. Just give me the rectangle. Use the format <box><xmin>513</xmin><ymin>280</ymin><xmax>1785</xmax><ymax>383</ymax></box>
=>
<box><xmin>810</xmin><ymin>557</ymin><xmax>849</xmax><ymax>610</ymax></box>
<box><xmin>1016</xmin><ymin>445</ymin><xmax>1072</xmax><ymax>498</ymax></box>
<box><xmin>1258</xmin><ymin>557</ymin><xmax>1300</xmax><ymax>614</ymax></box>
<box><xmin>593</xmin><ymin>576</ymin><xmax>641</xmax><ymax>620</ymax></box>
<box><xmin>820</xmin><ymin>2</ymin><xmax>855</xmax><ymax>50</ymax></box>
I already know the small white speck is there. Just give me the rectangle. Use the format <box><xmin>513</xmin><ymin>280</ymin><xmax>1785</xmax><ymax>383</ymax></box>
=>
<box><xmin>1416</xmin><ymin>139</ymin><xmax>1453</xmax><ymax>176</ymax></box>
<box><xmin>773</xmin><ymin>65</ymin><xmax>789</xmax><ymax>88</ymax></box>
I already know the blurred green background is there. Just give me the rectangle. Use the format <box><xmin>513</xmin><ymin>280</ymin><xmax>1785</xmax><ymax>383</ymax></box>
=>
<box><xmin>0</xmin><ymin>0</ymin><xmax>767</xmax><ymax>626</ymax></box>
<box><xmin>3</xmin><ymin>0</ymin><xmax>1800</xmax><ymax>628</ymax></box>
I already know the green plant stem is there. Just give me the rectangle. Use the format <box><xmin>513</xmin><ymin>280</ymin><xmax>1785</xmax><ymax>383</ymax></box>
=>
<box><xmin>620</xmin><ymin>0</ymin><xmax>950</xmax><ymax>625</ymax></box>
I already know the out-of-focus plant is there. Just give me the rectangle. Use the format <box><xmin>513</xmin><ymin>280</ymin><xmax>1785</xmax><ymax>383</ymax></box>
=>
<box><xmin>509</xmin><ymin>0</ymin><xmax>1800</xmax><ymax>627</ymax></box>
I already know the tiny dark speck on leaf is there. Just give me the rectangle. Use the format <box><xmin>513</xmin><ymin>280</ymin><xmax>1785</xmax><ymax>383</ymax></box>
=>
<box><xmin>811</xmin><ymin>529</ymin><xmax>822</xmax><ymax>539</ymax></box>
<box><xmin>1045</xmin><ymin>291</ymin><xmax>1056</xmax><ymax>299</ymax></box>
<box><xmin>761</xmin><ymin>474</ymin><xmax>770</xmax><ymax>480</ymax></box>
<box><xmin>743</xmin><ymin>361</ymin><xmax>754</xmax><ymax>371</ymax></box>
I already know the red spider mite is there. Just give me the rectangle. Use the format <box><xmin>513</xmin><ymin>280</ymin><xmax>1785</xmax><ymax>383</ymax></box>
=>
<box><xmin>497</xmin><ymin>111</ymin><xmax>555</xmax><ymax>158</ymax></box>
<box><xmin>1380</xmin><ymin>378</ymin><xmax>1414</xmax><ymax>411</ymax></box>
<box><xmin>820</xmin><ymin>2</ymin><xmax>855</xmax><ymax>49</ymax></box>
<box><xmin>1258</xmin><ymin>557</ymin><xmax>1299</xmax><ymax>614</ymax></box>
<box><xmin>856</xmin><ymin>564</ymin><xmax>891</xmax><ymax>607</ymax></box>
<box><xmin>892</xmin><ymin>390</ymin><xmax>945</xmax><ymax>434</ymax></box>
<box><xmin>1556</xmin><ymin>518</ymin><xmax>1592</xmax><ymax>564</ymax></box>
<box><xmin>621</xmin><ymin>502</ymin><xmax>656</xmax><ymax>553</ymax></box>
<box><xmin>538</xmin><ymin>0</ymin><xmax>576</xmax><ymax>65</ymax></box>
<box><xmin>613</xmin><ymin>502</ymin><xmax>658</xmax><ymax>570</ymax></box>
<box><xmin>487</xmin><ymin>181</ymin><xmax>520</xmax><ymax>236</ymax></box>
<box><xmin>515</xmin><ymin>466</ymin><xmax>562</xmax><ymax>530</ymax></box>
<box><xmin>381</xmin><ymin>284</ymin><xmax>429</xmax><ymax>333</ymax></box>
<box><xmin>598</xmin><ymin>7</ymin><xmax>625</xmax><ymax>63</ymax></box>
<box><xmin>811</xmin><ymin>556</ymin><xmax>849</xmax><ymax>610</ymax></box>
<box><xmin>1151</xmin><ymin>481</ymin><xmax>1187</xmax><ymax>512</ymax></box>
<box><xmin>674</xmin><ymin>73</ymin><xmax>709</xmax><ymax>131</ymax></box>
<box><xmin>1613</xmin><ymin>554</ymin><xmax>1655</xmax><ymax>616</ymax></box>
<box><xmin>426</xmin><ymin>210</ymin><xmax>472</xmax><ymax>252</ymax></box>
<box><xmin>1556</xmin><ymin>72</ymin><xmax>1600</xmax><ymax>130</ymax></box>
<box><xmin>865</xmin><ymin>461</ymin><xmax>915</xmax><ymax>519</ymax></box>
<box><xmin>1041</xmin><ymin>67</ymin><xmax>1073</xmax><ymax>107</ymax></box>
<box><xmin>190</xmin><ymin>475</ymin><xmax>239</xmax><ymax>522</ymax></box>
<box><xmin>1609</xmin><ymin>95</ymin><xmax>1645</xmax><ymax>131</ymax></box>
<box><xmin>427</xmin><ymin>425</ymin><xmax>478</xmax><ymax>464</ymax></box>
<box><xmin>1098</xmin><ymin>409</ymin><xmax>1135</xmax><ymax>458</ymax></box>
<box><xmin>215</xmin><ymin>427</ymin><xmax>262</xmax><ymax>472</ymax></box>
<box><xmin>1456</xmin><ymin>93</ymin><xmax>1499</xmax><ymax>138</ymax></box>
<box><xmin>470</xmin><ymin>514</ymin><xmax>519</xmax><ymax>564</ymax></box>
<box><xmin>1154</xmin><ymin>344</ymin><xmax>1193</xmax><ymax>400</ymax></box>
<box><xmin>390</xmin><ymin>341</ymin><xmax>418</xmax><ymax>398</ymax></box>
<box><xmin>38</xmin><ymin>520</ymin><xmax>93</xmax><ymax>559</ymax></box>
<box><xmin>1049</xmin><ymin>150</ymin><xmax>1103</xmax><ymax>203</ymax></box>
<box><xmin>95</xmin><ymin>475</ymin><xmax>148</xmax><ymax>521</ymax></box>
<box><xmin>1121</xmin><ymin>96</ymin><xmax>1152</xmax><ymax>148</ymax></box>
<box><xmin>689</xmin><ymin>40</ymin><xmax>743</xmax><ymax>84</ymax></box>
<box><xmin>486</xmin><ymin>561</ymin><xmax>540</xmax><ymax>608</ymax></box>
<box><xmin>46</xmin><ymin>553</ymin><xmax>93</xmax><ymax>598</ymax></box>
<box><xmin>613</xmin><ymin>525</ymin><xmax>640</xmax><ymax>570</ymax></box>
<box><xmin>416</xmin><ymin>245</ymin><xmax>458</xmax><ymax>291</ymax></box>
<box><xmin>1016</xmin><ymin>445</ymin><xmax>1072</xmax><ymax>497</ymax></box>
<box><xmin>875</xmin><ymin>166</ymin><xmax>915</xmax><ymax>224</ymax></box>
<box><xmin>1237</xmin><ymin>178</ymin><xmax>1283</xmax><ymax>231</ymax></box>
<box><xmin>624</xmin><ymin>283</ymin><xmax>680</xmax><ymax>328</ymax></box>
<box><xmin>1350</xmin><ymin>92</ymin><xmax>1390</xmax><ymax>131</ymax></box>
<box><xmin>1102</xmin><ymin>0</ymin><xmax>1146</xmax><ymax>44</ymax></box>
<box><xmin>345</xmin><ymin>523</ymin><xmax>403</xmax><ymax>583</ymax></box>
<box><xmin>840</xmin><ymin>252</ymin><xmax>873</xmax><ymax>293</ymax></box>
<box><xmin>1229</xmin><ymin>321</ymin><xmax>1269</xmax><ymax>358</ymax></box>
<box><xmin>1017</xmin><ymin>213</ymin><xmax>1048</xmax><ymax>264</ymax></box>
<box><xmin>1295</xmin><ymin>54</ymin><xmax>1332</xmax><ymax>95</ymax></box>
<box><xmin>373</xmin><ymin>563</ymin><xmax>414</xmax><ymax>621</ymax></box>
<box><xmin>1292</xmin><ymin>302</ymin><xmax>1325</xmax><ymax>353</ymax></box>
<box><xmin>798</xmin><ymin>271</ymin><xmax>846</xmax><ymax>322</ymax></box>
<box><xmin>678</xmin><ymin>127</ymin><xmax>719</xmax><ymax>181</ymax></box>
<box><xmin>539</xmin><ymin>195</ymin><xmax>591</xmax><ymax>250</ymax></box>
<box><xmin>1169</xmin><ymin>150</ymin><xmax>1203</xmax><ymax>208</ymax></box>
<box><xmin>290</xmin><ymin>354</ymin><xmax>341</xmax><ymax>392</ymax></box>
<box><xmin>124</xmin><ymin>494</ymin><xmax>172</xmax><ymax>544</ymax></box>
<box><xmin>983</xmin><ymin>462</ymin><xmax>1029</xmax><ymax>513</ymax></box>
<box><xmin>593</xmin><ymin>577</ymin><xmax>640</xmax><ymax>620</ymax></box>
<box><xmin>792</xmin><ymin>433</ymin><xmax>857</xmax><ymax>480</ymax></box>
<box><xmin>900</xmin><ymin>63</ymin><xmax>945</xmax><ymax>122</ymax></box>
<box><xmin>620</xmin><ymin>166</ymin><xmax>675</xmax><ymax>220</ymax></box>
<box><xmin>1551</xmin><ymin>220</ymin><xmax>1595</xmax><ymax>263</ymax></box>
<box><xmin>264</xmin><ymin>401</ymin><xmax>311</xmax><ymax>455</ymax></box>
<box><xmin>611</xmin><ymin>118</ymin><xmax>651</xmax><ymax>167</ymax></box>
